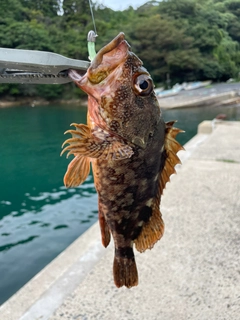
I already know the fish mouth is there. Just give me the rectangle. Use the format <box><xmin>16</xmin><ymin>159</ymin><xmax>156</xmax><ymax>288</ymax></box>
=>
<box><xmin>91</xmin><ymin>32</ymin><xmax>127</xmax><ymax>70</ymax></box>
<box><xmin>69</xmin><ymin>32</ymin><xmax>130</xmax><ymax>89</ymax></box>
<box><xmin>68</xmin><ymin>33</ymin><xmax>130</xmax><ymax>128</ymax></box>
<box><xmin>87</xmin><ymin>32</ymin><xmax>130</xmax><ymax>84</ymax></box>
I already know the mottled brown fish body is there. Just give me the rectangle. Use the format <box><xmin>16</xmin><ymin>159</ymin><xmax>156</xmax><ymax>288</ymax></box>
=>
<box><xmin>61</xmin><ymin>33</ymin><xmax>183</xmax><ymax>288</ymax></box>
<box><xmin>93</xmin><ymin>119</ymin><xmax>165</xmax><ymax>287</ymax></box>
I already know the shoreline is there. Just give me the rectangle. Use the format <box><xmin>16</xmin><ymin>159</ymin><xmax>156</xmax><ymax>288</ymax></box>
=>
<box><xmin>1</xmin><ymin>83</ymin><xmax>240</xmax><ymax>109</ymax></box>
<box><xmin>1</xmin><ymin>95</ymin><xmax>239</xmax><ymax>109</ymax></box>
<box><xmin>157</xmin><ymin>82</ymin><xmax>240</xmax><ymax>109</ymax></box>
<box><xmin>159</xmin><ymin>90</ymin><xmax>240</xmax><ymax>109</ymax></box>
<box><xmin>0</xmin><ymin>97</ymin><xmax>88</xmax><ymax>108</ymax></box>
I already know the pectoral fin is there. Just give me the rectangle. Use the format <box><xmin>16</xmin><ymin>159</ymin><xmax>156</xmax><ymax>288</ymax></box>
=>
<box><xmin>104</xmin><ymin>140</ymin><xmax>134</xmax><ymax>160</ymax></box>
<box><xmin>63</xmin><ymin>155</ymin><xmax>90</xmax><ymax>188</ymax></box>
<box><xmin>61</xmin><ymin>123</ymin><xmax>102</xmax><ymax>158</ymax></box>
<box><xmin>61</xmin><ymin>123</ymin><xmax>133</xmax><ymax>160</ymax></box>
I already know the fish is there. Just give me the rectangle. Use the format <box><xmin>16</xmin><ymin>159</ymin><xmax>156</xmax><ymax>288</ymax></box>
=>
<box><xmin>61</xmin><ymin>32</ymin><xmax>184</xmax><ymax>288</ymax></box>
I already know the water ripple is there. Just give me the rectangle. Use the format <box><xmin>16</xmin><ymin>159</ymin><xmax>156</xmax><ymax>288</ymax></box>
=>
<box><xmin>0</xmin><ymin>235</ymin><xmax>39</xmax><ymax>252</ymax></box>
<box><xmin>0</xmin><ymin>184</ymin><xmax>98</xmax><ymax>253</ymax></box>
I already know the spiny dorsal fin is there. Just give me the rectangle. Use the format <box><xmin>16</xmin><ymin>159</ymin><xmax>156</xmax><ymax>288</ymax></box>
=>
<box><xmin>134</xmin><ymin>121</ymin><xmax>183</xmax><ymax>253</ymax></box>
<box><xmin>159</xmin><ymin>121</ymin><xmax>184</xmax><ymax>195</ymax></box>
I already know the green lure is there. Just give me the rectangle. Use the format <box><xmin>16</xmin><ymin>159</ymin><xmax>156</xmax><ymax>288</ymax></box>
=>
<box><xmin>87</xmin><ymin>30</ymin><xmax>97</xmax><ymax>61</ymax></box>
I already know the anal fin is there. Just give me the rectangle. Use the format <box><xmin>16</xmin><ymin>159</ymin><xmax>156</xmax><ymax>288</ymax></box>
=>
<box><xmin>98</xmin><ymin>201</ymin><xmax>111</xmax><ymax>247</ymax></box>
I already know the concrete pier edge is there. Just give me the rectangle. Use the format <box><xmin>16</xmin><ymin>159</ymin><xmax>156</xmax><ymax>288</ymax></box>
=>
<box><xmin>1</xmin><ymin>120</ymin><xmax>240</xmax><ymax>320</ymax></box>
<box><xmin>0</xmin><ymin>222</ymin><xmax>108</xmax><ymax>319</ymax></box>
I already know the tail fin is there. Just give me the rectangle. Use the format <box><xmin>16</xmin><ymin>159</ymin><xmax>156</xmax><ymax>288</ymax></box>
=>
<box><xmin>113</xmin><ymin>247</ymin><xmax>138</xmax><ymax>288</ymax></box>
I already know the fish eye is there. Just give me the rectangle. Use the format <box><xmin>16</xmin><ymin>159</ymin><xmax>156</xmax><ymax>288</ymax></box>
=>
<box><xmin>139</xmin><ymin>80</ymin><xmax>149</xmax><ymax>90</ymax></box>
<box><xmin>134</xmin><ymin>74</ymin><xmax>153</xmax><ymax>96</ymax></box>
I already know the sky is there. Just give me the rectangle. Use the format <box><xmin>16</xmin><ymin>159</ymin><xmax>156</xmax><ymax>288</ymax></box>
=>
<box><xmin>98</xmin><ymin>0</ymin><xmax>149</xmax><ymax>11</ymax></box>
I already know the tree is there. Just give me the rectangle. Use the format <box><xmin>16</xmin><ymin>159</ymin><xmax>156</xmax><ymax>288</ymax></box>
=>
<box><xmin>1</xmin><ymin>0</ymin><xmax>240</xmax><ymax>99</ymax></box>
<box><xmin>20</xmin><ymin>0</ymin><xmax>60</xmax><ymax>17</ymax></box>
<box><xmin>62</xmin><ymin>0</ymin><xmax>91</xmax><ymax>28</ymax></box>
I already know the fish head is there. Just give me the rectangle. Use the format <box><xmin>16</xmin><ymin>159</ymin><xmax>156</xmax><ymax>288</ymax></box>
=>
<box><xmin>69</xmin><ymin>32</ymin><xmax>161</xmax><ymax>148</ymax></box>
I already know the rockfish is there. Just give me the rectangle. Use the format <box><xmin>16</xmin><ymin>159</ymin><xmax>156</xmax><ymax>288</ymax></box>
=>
<box><xmin>61</xmin><ymin>33</ymin><xmax>183</xmax><ymax>288</ymax></box>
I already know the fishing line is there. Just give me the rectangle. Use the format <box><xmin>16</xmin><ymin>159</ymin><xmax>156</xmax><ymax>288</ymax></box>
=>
<box><xmin>88</xmin><ymin>0</ymin><xmax>98</xmax><ymax>36</ymax></box>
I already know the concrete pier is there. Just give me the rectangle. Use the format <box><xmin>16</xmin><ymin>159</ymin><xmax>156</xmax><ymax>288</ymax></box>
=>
<box><xmin>158</xmin><ymin>83</ymin><xmax>240</xmax><ymax>109</ymax></box>
<box><xmin>1</xmin><ymin>121</ymin><xmax>240</xmax><ymax>320</ymax></box>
